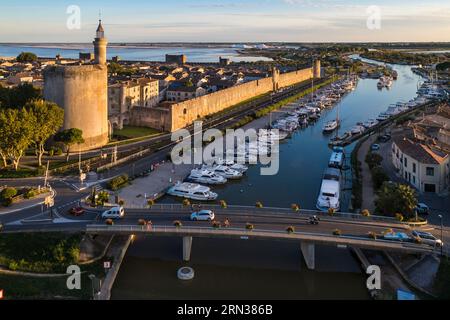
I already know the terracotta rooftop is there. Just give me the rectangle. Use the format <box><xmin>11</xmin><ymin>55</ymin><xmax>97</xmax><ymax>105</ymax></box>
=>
<box><xmin>393</xmin><ymin>137</ymin><xmax>449</xmax><ymax>165</ymax></box>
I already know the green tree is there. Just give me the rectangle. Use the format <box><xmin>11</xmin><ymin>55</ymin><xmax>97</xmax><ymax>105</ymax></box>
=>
<box><xmin>0</xmin><ymin>108</ymin><xmax>34</xmax><ymax>170</ymax></box>
<box><xmin>16</xmin><ymin>52</ymin><xmax>38</xmax><ymax>63</ymax></box>
<box><xmin>371</xmin><ymin>166</ymin><xmax>389</xmax><ymax>190</ymax></box>
<box><xmin>375</xmin><ymin>182</ymin><xmax>418</xmax><ymax>217</ymax></box>
<box><xmin>365</xmin><ymin>152</ymin><xmax>383</xmax><ymax>169</ymax></box>
<box><xmin>0</xmin><ymin>187</ymin><xmax>18</xmax><ymax>201</ymax></box>
<box><xmin>108</xmin><ymin>61</ymin><xmax>123</xmax><ymax>74</ymax></box>
<box><xmin>54</xmin><ymin>128</ymin><xmax>85</xmax><ymax>162</ymax></box>
<box><xmin>0</xmin><ymin>83</ymin><xmax>41</xmax><ymax>110</ymax></box>
<box><xmin>25</xmin><ymin>100</ymin><xmax>64</xmax><ymax>167</ymax></box>
<box><xmin>436</xmin><ymin>61</ymin><xmax>450</xmax><ymax>71</ymax></box>
<box><xmin>96</xmin><ymin>191</ymin><xmax>110</xmax><ymax>206</ymax></box>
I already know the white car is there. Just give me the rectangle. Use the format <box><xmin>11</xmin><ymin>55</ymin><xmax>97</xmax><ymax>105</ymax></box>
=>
<box><xmin>102</xmin><ymin>206</ymin><xmax>125</xmax><ymax>219</ymax></box>
<box><xmin>190</xmin><ymin>210</ymin><xmax>215</xmax><ymax>221</ymax></box>
<box><xmin>412</xmin><ymin>230</ymin><xmax>443</xmax><ymax>247</ymax></box>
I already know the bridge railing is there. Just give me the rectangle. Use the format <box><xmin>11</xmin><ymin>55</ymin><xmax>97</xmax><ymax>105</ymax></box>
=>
<box><xmin>85</xmin><ymin>224</ymin><xmax>434</xmax><ymax>253</ymax></box>
<box><xmin>125</xmin><ymin>203</ymin><xmax>402</xmax><ymax>224</ymax></box>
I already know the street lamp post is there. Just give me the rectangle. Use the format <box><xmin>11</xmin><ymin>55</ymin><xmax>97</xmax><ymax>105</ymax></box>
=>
<box><xmin>88</xmin><ymin>274</ymin><xmax>96</xmax><ymax>300</ymax></box>
<box><xmin>438</xmin><ymin>214</ymin><xmax>443</xmax><ymax>256</ymax></box>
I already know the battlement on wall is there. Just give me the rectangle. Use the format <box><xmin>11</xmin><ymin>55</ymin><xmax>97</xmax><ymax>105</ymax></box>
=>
<box><xmin>167</xmin><ymin>66</ymin><xmax>314</xmax><ymax>131</ymax></box>
<box><xmin>130</xmin><ymin>66</ymin><xmax>315</xmax><ymax>132</ymax></box>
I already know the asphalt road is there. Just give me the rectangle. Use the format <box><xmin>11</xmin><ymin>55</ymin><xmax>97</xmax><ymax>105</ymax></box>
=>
<box><xmin>0</xmin><ymin>207</ymin><xmax>440</xmax><ymax>249</ymax></box>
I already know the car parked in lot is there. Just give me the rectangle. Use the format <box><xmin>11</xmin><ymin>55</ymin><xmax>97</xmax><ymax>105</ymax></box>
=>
<box><xmin>378</xmin><ymin>134</ymin><xmax>391</xmax><ymax>143</ymax></box>
<box><xmin>371</xmin><ymin>143</ymin><xmax>380</xmax><ymax>151</ymax></box>
<box><xmin>411</xmin><ymin>230</ymin><xmax>443</xmax><ymax>247</ymax></box>
<box><xmin>190</xmin><ymin>210</ymin><xmax>215</xmax><ymax>221</ymax></box>
<box><xmin>69</xmin><ymin>207</ymin><xmax>85</xmax><ymax>216</ymax></box>
<box><xmin>102</xmin><ymin>206</ymin><xmax>125</xmax><ymax>219</ymax></box>
<box><xmin>415</xmin><ymin>203</ymin><xmax>430</xmax><ymax>215</ymax></box>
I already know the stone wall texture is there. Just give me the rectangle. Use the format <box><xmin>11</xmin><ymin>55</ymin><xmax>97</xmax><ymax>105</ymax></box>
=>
<box><xmin>43</xmin><ymin>64</ymin><xmax>109</xmax><ymax>151</ymax></box>
<box><xmin>131</xmin><ymin>66</ymin><xmax>314</xmax><ymax>132</ymax></box>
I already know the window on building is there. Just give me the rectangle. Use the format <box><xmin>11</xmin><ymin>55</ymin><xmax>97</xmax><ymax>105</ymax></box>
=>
<box><xmin>404</xmin><ymin>157</ymin><xmax>407</xmax><ymax>167</ymax></box>
<box><xmin>424</xmin><ymin>184</ymin><xmax>436</xmax><ymax>193</ymax></box>
<box><xmin>413</xmin><ymin>163</ymin><xmax>416</xmax><ymax>173</ymax></box>
<box><xmin>426</xmin><ymin>167</ymin><xmax>434</xmax><ymax>176</ymax></box>
<box><xmin>412</xmin><ymin>176</ymin><xmax>416</xmax><ymax>184</ymax></box>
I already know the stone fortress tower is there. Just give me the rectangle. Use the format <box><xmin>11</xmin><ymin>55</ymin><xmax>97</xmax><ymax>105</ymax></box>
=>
<box><xmin>94</xmin><ymin>20</ymin><xmax>108</xmax><ymax>65</ymax></box>
<box><xmin>313</xmin><ymin>59</ymin><xmax>321</xmax><ymax>79</ymax></box>
<box><xmin>43</xmin><ymin>20</ymin><xmax>109</xmax><ymax>151</ymax></box>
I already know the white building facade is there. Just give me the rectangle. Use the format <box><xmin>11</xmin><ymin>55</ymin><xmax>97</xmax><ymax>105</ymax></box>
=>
<box><xmin>392</xmin><ymin>138</ymin><xmax>449</xmax><ymax>194</ymax></box>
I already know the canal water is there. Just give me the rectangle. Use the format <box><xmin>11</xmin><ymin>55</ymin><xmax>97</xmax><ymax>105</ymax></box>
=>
<box><xmin>111</xmin><ymin>56</ymin><xmax>423</xmax><ymax>299</ymax></box>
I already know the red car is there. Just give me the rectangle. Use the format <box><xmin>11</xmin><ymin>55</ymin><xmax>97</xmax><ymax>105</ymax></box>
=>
<box><xmin>69</xmin><ymin>207</ymin><xmax>85</xmax><ymax>216</ymax></box>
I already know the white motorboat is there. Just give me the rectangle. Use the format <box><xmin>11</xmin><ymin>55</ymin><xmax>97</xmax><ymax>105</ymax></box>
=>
<box><xmin>188</xmin><ymin>169</ymin><xmax>227</xmax><ymax>185</ymax></box>
<box><xmin>328</xmin><ymin>147</ymin><xmax>345</xmax><ymax>169</ymax></box>
<box><xmin>259</xmin><ymin>129</ymin><xmax>288</xmax><ymax>141</ymax></box>
<box><xmin>376</xmin><ymin>113</ymin><xmax>390</xmax><ymax>121</ymax></box>
<box><xmin>167</xmin><ymin>182</ymin><xmax>218</xmax><ymax>201</ymax></box>
<box><xmin>203</xmin><ymin>164</ymin><xmax>243</xmax><ymax>179</ymax></box>
<box><xmin>316</xmin><ymin>168</ymin><xmax>341</xmax><ymax>212</ymax></box>
<box><xmin>213</xmin><ymin>158</ymin><xmax>249</xmax><ymax>173</ymax></box>
<box><xmin>362</xmin><ymin>119</ymin><xmax>378</xmax><ymax>128</ymax></box>
<box><xmin>350</xmin><ymin>125</ymin><xmax>365</xmax><ymax>135</ymax></box>
<box><xmin>323</xmin><ymin>120</ymin><xmax>339</xmax><ymax>133</ymax></box>
<box><xmin>377</xmin><ymin>76</ymin><xmax>393</xmax><ymax>89</ymax></box>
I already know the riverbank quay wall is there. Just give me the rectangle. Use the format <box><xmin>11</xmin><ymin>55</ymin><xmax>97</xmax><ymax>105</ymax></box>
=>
<box><xmin>130</xmin><ymin>67</ymin><xmax>314</xmax><ymax>132</ymax></box>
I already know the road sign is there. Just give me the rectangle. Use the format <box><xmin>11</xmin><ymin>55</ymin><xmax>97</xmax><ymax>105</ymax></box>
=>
<box><xmin>103</xmin><ymin>261</ymin><xmax>111</xmax><ymax>269</ymax></box>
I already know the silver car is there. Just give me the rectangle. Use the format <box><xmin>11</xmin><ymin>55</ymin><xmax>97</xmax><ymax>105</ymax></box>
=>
<box><xmin>412</xmin><ymin>230</ymin><xmax>443</xmax><ymax>247</ymax></box>
<box><xmin>190</xmin><ymin>210</ymin><xmax>215</xmax><ymax>221</ymax></box>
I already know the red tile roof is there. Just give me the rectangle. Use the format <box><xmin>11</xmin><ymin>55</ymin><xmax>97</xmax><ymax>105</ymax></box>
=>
<box><xmin>393</xmin><ymin>137</ymin><xmax>448</xmax><ymax>165</ymax></box>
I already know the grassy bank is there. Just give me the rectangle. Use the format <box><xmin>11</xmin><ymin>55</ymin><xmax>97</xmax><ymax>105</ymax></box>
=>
<box><xmin>0</xmin><ymin>273</ymin><xmax>93</xmax><ymax>300</ymax></box>
<box><xmin>113</xmin><ymin>125</ymin><xmax>160</xmax><ymax>139</ymax></box>
<box><xmin>0</xmin><ymin>232</ymin><xmax>110</xmax><ymax>299</ymax></box>
<box><xmin>0</xmin><ymin>167</ymin><xmax>41</xmax><ymax>179</ymax></box>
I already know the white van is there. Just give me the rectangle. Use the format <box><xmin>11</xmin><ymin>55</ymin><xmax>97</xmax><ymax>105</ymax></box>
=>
<box><xmin>102</xmin><ymin>206</ymin><xmax>125</xmax><ymax>219</ymax></box>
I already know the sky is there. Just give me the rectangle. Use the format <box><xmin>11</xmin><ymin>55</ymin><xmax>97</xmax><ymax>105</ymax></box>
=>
<box><xmin>1</xmin><ymin>0</ymin><xmax>450</xmax><ymax>43</ymax></box>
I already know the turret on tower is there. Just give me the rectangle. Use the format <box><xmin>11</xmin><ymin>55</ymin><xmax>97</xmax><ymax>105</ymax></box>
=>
<box><xmin>44</xmin><ymin>20</ymin><xmax>109</xmax><ymax>152</ymax></box>
<box><xmin>93</xmin><ymin>20</ymin><xmax>107</xmax><ymax>65</ymax></box>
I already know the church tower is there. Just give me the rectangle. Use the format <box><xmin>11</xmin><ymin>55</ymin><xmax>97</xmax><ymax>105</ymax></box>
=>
<box><xmin>93</xmin><ymin>20</ymin><xmax>107</xmax><ymax>65</ymax></box>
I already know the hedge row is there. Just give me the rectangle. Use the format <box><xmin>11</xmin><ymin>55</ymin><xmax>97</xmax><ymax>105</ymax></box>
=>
<box><xmin>107</xmin><ymin>174</ymin><xmax>129</xmax><ymax>191</ymax></box>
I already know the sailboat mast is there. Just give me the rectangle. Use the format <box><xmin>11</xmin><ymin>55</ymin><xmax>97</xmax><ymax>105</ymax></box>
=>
<box><xmin>311</xmin><ymin>56</ymin><xmax>314</xmax><ymax>104</ymax></box>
